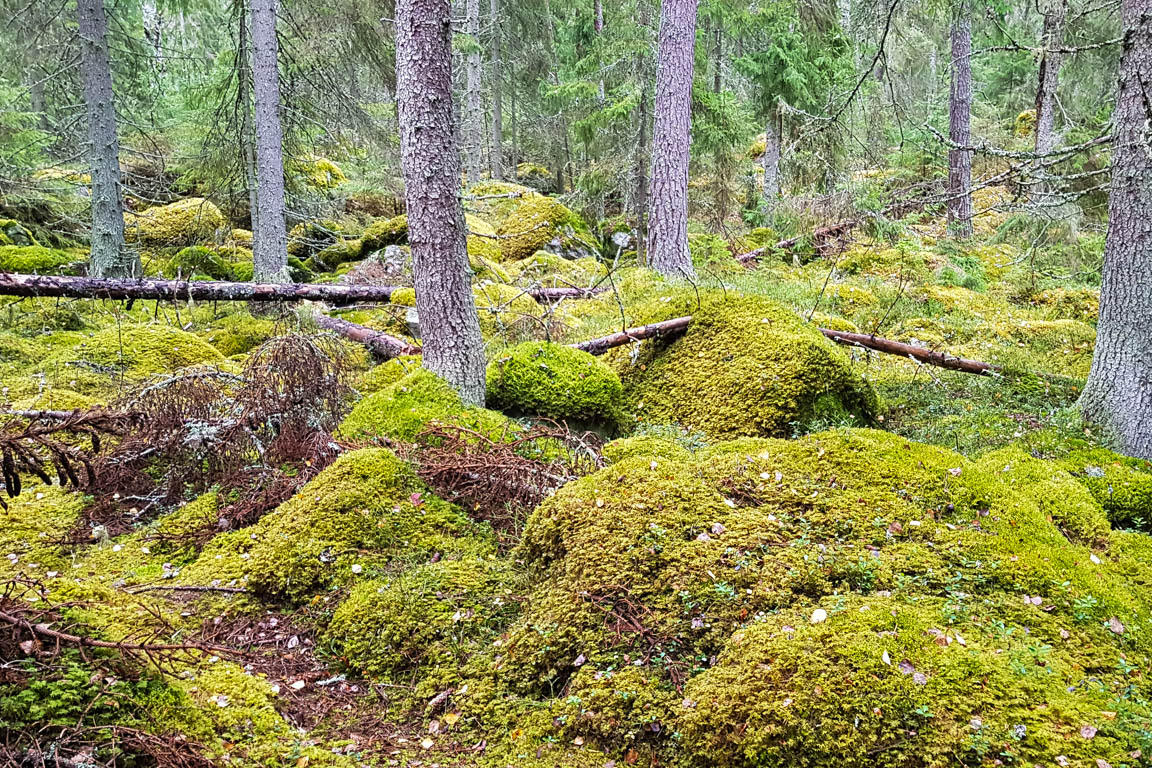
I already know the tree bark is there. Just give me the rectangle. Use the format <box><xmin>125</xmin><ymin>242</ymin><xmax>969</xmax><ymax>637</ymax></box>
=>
<box><xmin>237</xmin><ymin>6</ymin><xmax>260</xmax><ymax>235</ymax></box>
<box><xmin>249</xmin><ymin>0</ymin><xmax>289</xmax><ymax>282</ymax></box>
<box><xmin>464</xmin><ymin>0</ymin><xmax>485</xmax><ymax>185</ymax></box>
<box><xmin>1079</xmin><ymin>0</ymin><xmax>1152</xmax><ymax>458</ymax></box>
<box><xmin>595</xmin><ymin>0</ymin><xmax>605</xmax><ymax>102</ymax></box>
<box><xmin>396</xmin><ymin>0</ymin><xmax>487</xmax><ymax>405</ymax></box>
<box><xmin>489</xmin><ymin>0</ymin><xmax>504</xmax><ymax>180</ymax></box>
<box><xmin>1031</xmin><ymin>0</ymin><xmax>1068</xmax><ymax>204</ymax></box>
<box><xmin>947</xmin><ymin>0</ymin><xmax>975</xmax><ymax>238</ymax></box>
<box><xmin>762</xmin><ymin>106</ymin><xmax>782</xmax><ymax>202</ymax></box>
<box><xmin>0</xmin><ymin>273</ymin><xmax>596</xmax><ymax>305</ymax></box>
<box><xmin>77</xmin><ymin>0</ymin><xmax>135</xmax><ymax>278</ymax></box>
<box><xmin>645</xmin><ymin>0</ymin><xmax>698</xmax><ymax>280</ymax></box>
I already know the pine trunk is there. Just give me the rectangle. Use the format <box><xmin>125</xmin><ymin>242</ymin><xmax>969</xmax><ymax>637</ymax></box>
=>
<box><xmin>645</xmin><ymin>0</ymin><xmax>698</xmax><ymax>280</ymax></box>
<box><xmin>947</xmin><ymin>1</ymin><xmax>974</xmax><ymax>238</ymax></box>
<box><xmin>249</xmin><ymin>0</ymin><xmax>289</xmax><ymax>282</ymax></box>
<box><xmin>489</xmin><ymin>0</ymin><xmax>504</xmax><ymax>180</ymax></box>
<box><xmin>396</xmin><ymin>0</ymin><xmax>487</xmax><ymax>405</ymax></box>
<box><xmin>762</xmin><ymin>107</ymin><xmax>781</xmax><ymax>202</ymax></box>
<box><xmin>464</xmin><ymin>0</ymin><xmax>485</xmax><ymax>185</ymax></box>
<box><xmin>77</xmin><ymin>0</ymin><xmax>135</xmax><ymax>278</ymax></box>
<box><xmin>1031</xmin><ymin>0</ymin><xmax>1068</xmax><ymax>204</ymax></box>
<box><xmin>237</xmin><ymin>8</ymin><xmax>260</xmax><ymax>236</ymax></box>
<box><xmin>1079</xmin><ymin>0</ymin><xmax>1152</xmax><ymax>458</ymax></box>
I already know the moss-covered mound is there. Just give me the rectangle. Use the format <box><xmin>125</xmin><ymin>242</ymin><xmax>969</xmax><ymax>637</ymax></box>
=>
<box><xmin>466</xmin><ymin>182</ymin><xmax>596</xmax><ymax>261</ymax></box>
<box><xmin>486</xmin><ymin>341</ymin><xmax>622</xmax><ymax>423</ymax></box>
<box><xmin>124</xmin><ymin>198</ymin><xmax>225</xmax><ymax>247</ymax></box>
<box><xmin>0</xmin><ymin>218</ymin><xmax>39</xmax><ymax>246</ymax></box>
<box><xmin>622</xmin><ymin>295</ymin><xmax>878</xmax><ymax>438</ymax></box>
<box><xmin>0</xmin><ymin>244</ymin><xmax>80</xmax><ymax>273</ymax></box>
<box><xmin>360</xmin><ymin>214</ymin><xmax>408</xmax><ymax>253</ymax></box>
<box><xmin>191</xmin><ymin>448</ymin><xmax>493</xmax><ymax>601</ymax></box>
<box><xmin>488</xmin><ymin>428</ymin><xmax>1151</xmax><ymax>766</ymax></box>
<box><xmin>340</xmin><ymin>368</ymin><xmax>510</xmax><ymax>443</ymax></box>
<box><xmin>357</xmin><ymin>354</ymin><xmax>422</xmax><ymax>394</ymax></box>
<box><xmin>50</xmin><ymin>324</ymin><xmax>227</xmax><ymax>378</ymax></box>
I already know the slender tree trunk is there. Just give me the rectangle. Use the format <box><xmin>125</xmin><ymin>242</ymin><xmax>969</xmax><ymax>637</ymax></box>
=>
<box><xmin>762</xmin><ymin>106</ymin><xmax>781</xmax><ymax>202</ymax></box>
<box><xmin>947</xmin><ymin>0</ymin><xmax>974</xmax><ymax>238</ymax></box>
<box><xmin>1031</xmin><ymin>0</ymin><xmax>1068</xmax><ymax>205</ymax></box>
<box><xmin>77</xmin><ymin>0</ymin><xmax>135</xmax><ymax>278</ymax></box>
<box><xmin>237</xmin><ymin>7</ymin><xmax>260</xmax><ymax>237</ymax></box>
<box><xmin>396</xmin><ymin>0</ymin><xmax>487</xmax><ymax>405</ymax></box>
<box><xmin>489</xmin><ymin>0</ymin><xmax>504</xmax><ymax>179</ymax></box>
<box><xmin>249</xmin><ymin>0</ymin><xmax>289</xmax><ymax>282</ymax></box>
<box><xmin>634</xmin><ymin>86</ymin><xmax>651</xmax><ymax>264</ymax></box>
<box><xmin>645</xmin><ymin>0</ymin><xmax>698</xmax><ymax>280</ymax></box>
<box><xmin>464</xmin><ymin>0</ymin><xmax>485</xmax><ymax>184</ymax></box>
<box><xmin>1079</xmin><ymin>0</ymin><xmax>1152</xmax><ymax>458</ymax></box>
<box><xmin>594</xmin><ymin>0</ymin><xmax>606</xmax><ymax>102</ymax></box>
<box><xmin>712</xmin><ymin>25</ymin><xmax>722</xmax><ymax>92</ymax></box>
<box><xmin>543</xmin><ymin>0</ymin><xmax>567</xmax><ymax>192</ymax></box>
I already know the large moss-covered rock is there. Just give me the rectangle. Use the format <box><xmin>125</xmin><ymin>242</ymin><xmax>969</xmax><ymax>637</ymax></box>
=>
<box><xmin>622</xmin><ymin>295</ymin><xmax>878</xmax><ymax>439</ymax></box>
<box><xmin>47</xmin><ymin>324</ymin><xmax>226</xmax><ymax>379</ymax></box>
<box><xmin>124</xmin><ymin>198</ymin><xmax>225</xmax><ymax>247</ymax></box>
<box><xmin>0</xmin><ymin>245</ymin><xmax>80</xmax><ymax>273</ymax></box>
<box><xmin>487</xmin><ymin>341</ymin><xmax>622</xmax><ymax>423</ymax></box>
<box><xmin>466</xmin><ymin>182</ymin><xmax>596</xmax><ymax>261</ymax></box>
<box><xmin>0</xmin><ymin>219</ymin><xmax>39</xmax><ymax>247</ymax></box>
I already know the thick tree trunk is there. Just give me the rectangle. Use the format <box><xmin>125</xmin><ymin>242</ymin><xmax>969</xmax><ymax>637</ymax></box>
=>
<box><xmin>396</xmin><ymin>0</ymin><xmax>487</xmax><ymax>405</ymax></box>
<box><xmin>249</xmin><ymin>0</ymin><xmax>289</xmax><ymax>282</ymax></box>
<box><xmin>464</xmin><ymin>0</ymin><xmax>485</xmax><ymax>185</ymax></box>
<box><xmin>645</xmin><ymin>0</ymin><xmax>698</xmax><ymax>280</ymax></box>
<box><xmin>1079</xmin><ymin>0</ymin><xmax>1152</xmax><ymax>458</ymax></box>
<box><xmin>1031</xmin><ymin>0</ymin><xmax>1068</xmax><ymax>204</ymax></box>
<box><xmin>762</xmin><ymin>107</ymin><xmax>781</xmax><ymax>202</ymax></box>
<box><xmin>947</xmin><ymin>1</ymin><xmax>975</xmax><ymax>238</ymax></box>
<box><xmin>489</xmin><ymin>0</ymin><xmax>504</xmax><ymax>180</ymax></box>
<box><xmin>77</xmin><ymin>0</ymin><xmax>135</xmax><ymax>279</ymax></box>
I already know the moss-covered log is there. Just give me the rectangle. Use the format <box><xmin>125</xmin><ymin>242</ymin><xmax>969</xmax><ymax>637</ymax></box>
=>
<box><xmin>0</xmin><ymin>272</ymin><xmax>600</xmax><ymax>305</ymax></box>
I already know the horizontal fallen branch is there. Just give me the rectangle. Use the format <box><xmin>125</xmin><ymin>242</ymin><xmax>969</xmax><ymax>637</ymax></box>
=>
<box><xmin>736</xmin><ymin>220</ymin><xmax>859</xmax><ymax>265</ymax></box>
<box><xmin>0</xmin><ymin>606</ymin><xmax>239</xmax><ymax>657</ymax></box>
<box><xmin>570</xmin><ymin>316</ymin><xmax>694</xmax><ymax>355</ymax></box>
<box><xmin>311</xmin><ymin>310</ymin><xmax>421</xmax><ymax>359</ymax></box>
<box><xmin>0</xmin><ymin>272</ymin><xmax>600</xmax><ymax>305</ymax></box>
<box><xmin>818</xmin><ymin>327</ymin><xmax>1000</xmax><ymax>375</ymax></box>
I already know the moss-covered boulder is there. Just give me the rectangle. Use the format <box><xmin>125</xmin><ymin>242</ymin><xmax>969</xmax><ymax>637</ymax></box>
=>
<box><xmin>0</xmin><ymin>219</ymin><xmax>39</xmax><ymax>247</ymax></box>
<box><xmin>357</xmin><ymin>354</ymin><xmax>423</xmax><ymax>394</ymax></box>
<box><xmin>466</xmin><ymin>182</ymin><xmax>596</xmax><ymax>261</ymax></box>
<box><xmin>341</xmin><ymin>368</ymin><xmax>510</xmax><ymax>443</ymax></box>
<box><xmin>622</xmin><ymin>295</ymin><xmax>878</xmax><ymax>438</ymax></box>
<box><xmin>193</xmin><ymin>448</ymin><xmax>493</xmax><ymax>601</ymax></box>
<box><xmin>359</xmin><ymin>214</ymin><xmax>409</xmax><ymax>253</ymax></box>
<box><xmin>504</xmin><ymin>251</ymin><xmax>606</xmax><ymax>288</ymax></box>
<box><xmin>487</xmin><ymin>341</ymin><xmax>622</xmax><ymax>423</ymax></box>
<box><xmin>1062</xmin><ymin>446</ymin><xmax>1152</xmax><ymax>530</ymax></box>
<box><xmin>124</xmin><ymin>198</ymin><xmax>225</xmax><ymax>248</ymax></box>
<box><xmin>48</xmin><ymin>324</ymin><xmax>226</xmax><ymax>379</ymax></box>
<box><xmin>473</xmin><ymin>282</ymin><xmax>547</xmax><ymax>339</ymax></box>
<box><xmin>0</xmin><ymin>245</ymin><xmax>80</xmax><ymax>273</ymax></box>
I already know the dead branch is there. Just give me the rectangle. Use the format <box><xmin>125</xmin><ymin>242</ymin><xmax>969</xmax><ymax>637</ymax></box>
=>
<box><xmin>818</xmin><ymin>328</ymin><xmax>1001</xmax><ymax>375</ymax></box>
<box><xmin>570</xmin><ymin>316</ymin><xmax>694</xmax><ymax>355</ymax></box>
<box><xmin>311</xmin><ymin>309</ymin><xmax>421</xmax><ymax>359</ymax></box>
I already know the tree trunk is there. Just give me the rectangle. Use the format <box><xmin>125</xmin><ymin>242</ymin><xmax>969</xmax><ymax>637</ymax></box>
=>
<box><xmin>1031</xmin><ymin>0</ymin><xmax>1068</xmax><ymax>204</ymax></box>
<box><xmin>77</xmin><ymin>0</ymin><xmax>135</xmax><ymax>278</ymax></box>
<box><xmin>249</xmin><ymin>0</ymin><xmax>289</xmax><ymax>282</ymax></box>
<box><xmin>464</xmin><ymin>0</ymin><xmax>485</xmax><ymax>185</ymax></box>
<box><xmin>946</xmin><ymin>0</ymin><xmax>974</xmax><ymax>238</ymax></box>
<box><xmin>489</xmin><ymin>0</ymin><xmax>504</xmax><ymax>180</ymax></box>
<box><xmin>396</xmin><ymin>0</ymin><xmax>487</xmax><ymax>405</ymax></box>
<box><xmin>762</xmin><ymin>107</ymin><xmax>781</xmax><ymax>202</ymax></box>
<box><xmin>712</xmin><ymin>25</ymin><xmax>722</xmax><ymax>93</ymax></box>
<box><xmin>595</xmin><ymin>0</ymin><xmax>605</xmax><ymax>102</ymax></box>
<box><xmin>237</xmin><ymin>7</ymin><xmax>260</xmax><ymax>236</ymax></box>
<box><xmin>645</xmin><ymin>0</ymin><xmax>698</xmax><ymax>280</ymax></box>
<box><xmin>1079</xmin><ymin>0</ymin><xmax>1152</xmax><ymax>458</ymax></box>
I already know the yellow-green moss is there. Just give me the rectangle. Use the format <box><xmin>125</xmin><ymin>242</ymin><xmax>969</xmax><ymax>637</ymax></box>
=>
<box><xmin>1062</xmin><ymin>447</ymin><xmax>1152</xmax><ymax>530</ymax></box>
<box><xmin>295</xmin><ymin>156</ymin><xmax>347</xmax><ymax>189</ymax></box>
<box><xmin>341</xmin><ymin>368</ymin><xmax>511</xmax><ymax>443</ymax></box>
<box><xmin>473</xmin><ymin>282</ymin><xmax>546</xmax><ymax>339</ymax></box>
<box><xmin>467</xmin><ymin>182</ymin><xmax>594</xmax><ymax>262</ymax></box>
<box><xmin>504</xmin><ymin>251</ymin><xmax>605</xmax><ymax>288</ymax></box>
<box><xmin>0</xmin><ymin>245</ymin><xmax>80</xmax><ymax>273</ymax></box>
<box><xmin>360</xmin><ymin>214</ymin><xmax>408</xmax><ymax>253</ymax></box>
<box><xmin>357</xmin><ymin>354</ymin><xmax>422</xmax><ymax>394</ymax></box>
<box><xmin>1015</xmin><ymin>108</ymin><xmax>1037</xmax><ymax>137</ymax></box>
<box><xmin>389</xmin><ymin>286</ymin><xmax>416</xmax><ymax>307</ymax></box>
<box><xmin>487</xmin><ymin>341</ymin><xmax>622</xmax><ymax>422</ymax></box>
<box><xmin>601</xmin><ymin>434</ymin><xmax>693</xmax><ymax>464</ymax></box>
<box><xmin>0</xmin><ymin>219</ymin><xmax>39</xmax><ymax>246</ymax></box>
<box><xmin>124</xmin><ymin>198</ymin><xmax>225</xmax><ymax>247</ymax></box>
<box><xmin>198</xmin><ymin>312</ymin><xmax>277</xmax><ymax>356</ymax></box>
<box><xmin>48</xmin><ymin>324</ymin><xmax>226</xmax><ymax>379</ymax></box>
<box><xmin>0</xmin><ymin>483</ymin><xmax>87</xmax><ymax>580</ymax></box>
<box><xmin>622</xmin><ymin>295</ymin><xmax>878</xmax><ymax>439</ymax></box>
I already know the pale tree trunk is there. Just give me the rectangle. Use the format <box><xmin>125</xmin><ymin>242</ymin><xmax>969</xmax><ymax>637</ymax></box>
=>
<box><xmin>762</xmin><ymin>106</ymin><xmax>781</xmax><ymax>202</ymax></box>
<box><xmin>1079</xmin><ymin>0</ymin><xmax>1152</xmax><ymax>458</ymax></box>
<box><xmin>946</xmin><ymin>0</ymin><xmax>974</xmax><ymax>238</ymax></box>
<box><xmin>632</xmin><ymin>0</ymin><xmax>654</xmax><ymax>264</ymax></box>
<box><xmin>595</xmin><ymin>0</ymin><xmax>605</xmax><ymax>102</ymax></box>
<box><xmin>489</xmin><ymin>0</ymin><xmax>503</xmax><ymax>179</ymax></box>
<box><xmin>77</xmin><ymin>0</ymin><xmax>135</xmax><ymax>278</ymax></box>
<box><xmin>464</xmin><ymin>0</ymin><xmax>485</xmax><ymax>184</ymax></box>
<box><xmin>645</xmin><ymin>0</ymin><xmax>698</xmax><ymax>280</ymax></box>
<box><xmin>712</xmin><ymin>26</ymin><xmax>721</xmax><ymax>92</ymax></box>
<box><xmin>237</xmin><ymin>7</ymin><xmax>260</xmax><ymax>236</ymax></box>
<box><xmin>250</xmin><ymin>0</ymin><xmax>289</xmax><ymax>282</ymax></box>
<box><xmin>396</xmin><ymin>0</ymin><xmax>487</xmax><ymax>405</ymax></box>
<box><xmin>1031</xmin><ymin>0</ymin><xmax>1068</xmax><ymax>205</ymax></box>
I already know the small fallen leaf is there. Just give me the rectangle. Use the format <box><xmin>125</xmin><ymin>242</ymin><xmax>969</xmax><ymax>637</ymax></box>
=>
<box><xmin>1096</xmin><ymin>760</ymin><xmax>1112</xmax><ymax>768</ymax></box>
<box><xmin>573</xmin><ymin>737</ymin><xmax>585</xmax><ymax>746</ymax></box>
<box><xmin>810</xmin><ymin>608</ymin><xmax>828</xmax><ymax>624</ymax></box>
<box><xmin>290</xmin><ymin>680</ymin><xmax>306</xmax><ymax>690</ymax></box>
<box><xmin>881</xmin><ymin>650</ymin><xmax>891</xmax><ymax>666</ymax></box>
<box><xmin>443</xmin><ymin>712</ymin><xmax>461</xmax><ymax>727</ymax></box>
<box><xmin>420</xmin><ymin>737</ymin><xmax>434</xmax><ymax>750</ymax></box>
<box><xmin>1080</xmin><ymin>725</ymin><xmax>1098</xmax><ymax>739</ymax></box>
<box><xmin>1108</xmin><ymin>617</ymin><xmax>1126</xmax><ymax>635</ymax></box>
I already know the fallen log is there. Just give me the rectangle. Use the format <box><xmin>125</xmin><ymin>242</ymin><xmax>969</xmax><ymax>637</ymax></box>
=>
<box><xmin>818</xmin><ymin>327</ymin><xmax>1000</xmax><ymax>375</ymax></box>
<box><xmin>736</xmin><ymin>220</ymin><xmax>859</xmax><ymax>266</ymax></box>
<box><xmin>569</xmin><ymin>316</ymin><xmax>694</xmax><ymax>355</ymax></box>
<box><xmin>0</xmin><ymin>272</ymin><xmax>600</xmax><ymax>305</ymax></box>
<box><xmin>311</xmin><ymin>311</ymin><xmax>421</xmax><ymax>359</ymax></box>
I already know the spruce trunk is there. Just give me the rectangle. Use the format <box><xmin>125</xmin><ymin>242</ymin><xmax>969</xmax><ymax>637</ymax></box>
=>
<box><xmin>947</xmin><ymin>1</ymin><xmax>974</xmax><ymax>238</ymax></box>
<box><xmin>249</xmin><ymin>0</ymin><xmax>289</xmax><ymax>283</ymax></box>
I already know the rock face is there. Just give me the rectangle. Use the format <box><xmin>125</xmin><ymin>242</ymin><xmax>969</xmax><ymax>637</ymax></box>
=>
<box><xmin>621</xmin><ymin>295</ymin><xmax>878</xmax><ymax>439</ymax></box>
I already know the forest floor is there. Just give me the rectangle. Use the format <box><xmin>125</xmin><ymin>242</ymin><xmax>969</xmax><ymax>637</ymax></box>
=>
<box><xmin>1</xmin><ymin>177</ymin><xmax>1150</xmax><ymax>768</ymax></box>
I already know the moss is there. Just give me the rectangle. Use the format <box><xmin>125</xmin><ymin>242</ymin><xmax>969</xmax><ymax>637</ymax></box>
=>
<box><xmin>688</xmin><ymin>232</ymin><xmax>736</xmax><ymax>272</ymax></box>
<box><xmin>310</xmin><ymin>238</ymin><xmax>363</xmax><ymax>271</ymax></box>
<box><xmin>1062</xmin><ymin>447</ymin><xmax>1152</xmax><ymax>530</ymax></box>
<box><xmin>48</xmin><ymin>324</ymin><xmax>226</xmax><ymax>379</ymax></box>
<box><xmin>286</xmin><ymin>219</ymin><xmax>344</xmax><ymax>260</ymax></box>
<box><xmin>622</xmin><ymin>295</ymin><xmax>878</xmax><ymax>439</ymax></box>
<box><xmin>198</xmin><ymin>312</ymin><xmax>277</xmax><ymax>356</ymax></box>
<box><xmin>808</xmin><ymin>311</ymin><xmax>858</xmax><ymax>333</ymax></box>
<box><xmin>341</xmin><ymin>368</ymin><xmax>512</xmax><ymax>443</ymax></box>
<box><xmin>0</xmin><ymin>244</ymin><xmax>80</xmax><ymax>274</ymax></box>
<box><xmin>360</xmin><ymin>214</ymin><xmax>408</xmax><ymax>253</ymax></box>
<box><xmin>163</xmin><ymin>245</ymin><xmax>233</xmax><ymax>280</ymax></box>
<box><xmin>389</xmin><ymin>286</ymin><xmax>416</xmax><ymax>307</ymax></box>
<box><xmin>1015</xmin><ymin>108</ymin><xmax>1037</xmax><ymax>137</ymax></box>
<box><xmin>295</xmin><ymin>156</ymin><xmax>347</xmax><ymax>189</ymax></box>
<box><xmin>473</xmin><ymin>282</ymin><xmax>546</xmax><ymax>339</ymax></box>
<box><xmin>0</xmin><ymin>483</ymin><xmax>87</xmax><ymax>580</ymax></box>
<box><xmin>234</xmin><ymin>448</ymin><xmax>493</xmax><ymax>599</ymax></box>
<box><xmin>1030</xmin><ymin>287</ymin><xmax>1099</xmax><ymax>321</ymax></box>
<box><xmin>487</xmin><ymin>341</ymin><xmax>622</xmax><ymax>423</ymax></box>
<box><xmin>601</xmin><ymin>434</ymin><xmax>692</xmax><ymax>464</ymax></box>
<box><xmin>504</xmin><ymin>251</ymin><xmax>605</xmax><ymax>288</ymax></box>
<box><xmin>0</xmin><ymin>218</ymin><xmax>40</xmax><ymax>246</ymax></box>
<box><xmin>357</xmin><ymin>354</ymin><xmax>422</xmax><ymax>394</ymax></box>
<box><xmin>124</xmin><ymin>198</ymin><xmax>225</xmax><ymax>247</ymax></box>
<box><xmin>325</xmin><ymin>557</ymin><xmax>517</xmax><ymax>694</ymax></box>
<box><xmin>467</xmin><ymin>182</ymin><xmax>594</xmax><ymax>261</ymax></box>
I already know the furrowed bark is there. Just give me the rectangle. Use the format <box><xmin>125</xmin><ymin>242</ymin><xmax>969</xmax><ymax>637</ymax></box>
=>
<box><xmin>1031</xmin><ymin>0</ymin><xmax>1069</xmax><ymax>204</ymax></box>
<box><xmin>396</xmin><ymin>0</ymin><xmax>488</xmax><ymax>405</ymax></box>
<box><xmin>645</xmin><ymin>0</ymin><xmax>698</xmax><ymax>280</ymax></box>
<box><xmin>1079</xmin><ymin>0</ymin><xmax>1152</xmax><ymax>458</ymax></box>
<box><xmin>762</xmin><ymin>107</ymin><xmax>781</xmax><ymax>202</ymax></box>
<box><xmin>947</xmin><ymin>0</ymin><xmax>974</xmax><ymax>238</ymax></box>
<box><xmin>0</xmin><ymin>273</ymin><xmax>596</xmax><ymax>305</ymax></box>
<box><xmin>77</xmin><ymin>0</ymin><xmax>136</xmax><ymax>278</ymax></box>
<box><xmin>250</xmin><ymin>0</ymin><xmax>290</xmax><ymax>282</ymax></box>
